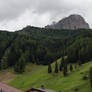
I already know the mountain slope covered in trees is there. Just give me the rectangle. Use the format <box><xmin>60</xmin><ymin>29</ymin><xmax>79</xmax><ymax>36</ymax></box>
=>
<box><xmin>0</xmin><ymin>26</ymin><xmax>92</xmax><ymax>73</ymax></box>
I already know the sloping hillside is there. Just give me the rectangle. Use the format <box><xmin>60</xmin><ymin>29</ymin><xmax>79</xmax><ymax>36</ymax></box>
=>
<box><xmin>2</xmin><ymin>59</ymin><xmax>91</xmax><ymax>92</ymax></box>
<box><xmin>0</xmin><ymin>28</ymin><xmax>92</xmax><ymax>70</ymax></box>
<box><xmin>0</xmin><ymin>28</ymin><xmax>92</xmax><ymax>92</ymax></box>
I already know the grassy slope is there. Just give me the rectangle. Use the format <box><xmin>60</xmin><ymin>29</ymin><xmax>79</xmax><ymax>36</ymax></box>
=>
<box><xmin>6</xmin><ymin>59</ymin><xmax>92</xmax><ymax>92</ymax></box>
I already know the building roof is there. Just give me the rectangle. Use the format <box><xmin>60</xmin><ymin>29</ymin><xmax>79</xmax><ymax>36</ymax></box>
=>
<box><xmin>0</xmin><ymin>82</ymin><xmax>23</xmax><ymax>92</ymax></box>
<box><xmin>25</xmin><ymin>88</ymin><xmax>56</xmax><ymax>92</ymax></box>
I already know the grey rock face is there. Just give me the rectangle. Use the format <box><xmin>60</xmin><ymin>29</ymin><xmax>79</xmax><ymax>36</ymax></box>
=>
<box><xmin>45</xmin><ymin>14</ymin><xmax>90</xmax><ymax>30</ymax></box>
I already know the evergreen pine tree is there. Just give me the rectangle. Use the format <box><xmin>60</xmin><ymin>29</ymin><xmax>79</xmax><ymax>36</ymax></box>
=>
<box><xmin>70</xmin><ymin>64</ymin><xmax>73</xmax><ymax>72</ymax></box>
<box><xmin>63</xmin><ymin>58</ymin><xmax>68</xmax><ymax>76</ymax></box>
<box><xmin>55</xmin><ymin>61</ymin><xmax>58</xmax><ymax>73</ymax></box>
<box><xmin>1</xmin><ymin>57</ymin><xmax>8</xmax><ymax>70</ymax></box>
<box><xmin>78</xmin><ymin>42</ymin><xmax>82</xmax><ymax>66</ymax></box>
<box><xmin>78</xmin><ymin>60</ymin><xmax>82</xmax><ymax>66</ymax></box>
<box><xmin>48</xmin><ymin>64</ymin><xmax>52</xmax><ymax>73</ymax></box>
<box><xmin>89</xmin><ymin>67</ymin><xmax>92</xmax><ymax>89</ymax></box>
<box><xmin>59</xmin><ymin>62</ymin><xmax>63</xmax><ymax>72</ymax></box>
<box><xmin>63</xmin><ymin>64</ymin><xmax>68</xmax><ymax>76</ymax></box>
<box><xmin>59</xmin><ymin>57</ymin><xmax>64</xmax><ymax>71</ymax></box>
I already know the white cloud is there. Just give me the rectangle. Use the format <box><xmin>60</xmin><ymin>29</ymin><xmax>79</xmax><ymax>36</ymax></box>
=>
<box><xmin>0</xmin><ymin>0</ymin><xmax>92</xmax><ymax>31</ymax></box>
<box><xmin>0</xmin><ymin>10</ymin><xmax>51</xmax><ymax>31</ymax></box>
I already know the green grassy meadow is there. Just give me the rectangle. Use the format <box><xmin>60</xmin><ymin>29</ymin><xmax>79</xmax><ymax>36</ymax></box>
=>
<box><xmin>3</xmin><ymin>59</ymin><xmax>91</xmax><ymax>92</ymax></box>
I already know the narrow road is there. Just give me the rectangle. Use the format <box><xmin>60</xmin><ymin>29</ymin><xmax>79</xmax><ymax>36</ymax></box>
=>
<box><xmin>0</xmin><ymin>82</ymin><xmax>23</xmax><ymax>92</ymax></box>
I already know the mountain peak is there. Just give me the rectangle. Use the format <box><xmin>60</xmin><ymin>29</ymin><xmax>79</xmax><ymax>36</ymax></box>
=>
<box><xmin>45</xmin><ymin>14</ymin><xmax>90</xmax><ymax>30</ymax></box>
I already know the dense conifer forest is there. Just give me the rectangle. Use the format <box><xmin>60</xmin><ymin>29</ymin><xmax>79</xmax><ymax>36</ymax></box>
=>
<box><xmin>0</xmin><ymin>26</ymin><xmax>92</xmax><ymax>73</ymax></box>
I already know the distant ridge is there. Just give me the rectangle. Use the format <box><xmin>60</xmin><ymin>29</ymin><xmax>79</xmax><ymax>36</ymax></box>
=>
<box><xmin>45</xmin><ymin>14</ymin><xmax>90</xmax><ymax>30</ymax></box>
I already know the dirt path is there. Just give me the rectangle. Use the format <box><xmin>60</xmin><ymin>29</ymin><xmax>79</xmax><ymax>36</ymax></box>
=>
<box><xmin>0</xmin><ymin>82</ymin><xmax>23</xmax><ymax>92</ymax></box>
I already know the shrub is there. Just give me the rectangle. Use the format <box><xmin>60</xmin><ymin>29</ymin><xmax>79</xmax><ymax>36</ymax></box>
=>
<box><xmin>82</xmin><ymin>75</ymin><xmax>88</xmax><ymax>80</ymax></box>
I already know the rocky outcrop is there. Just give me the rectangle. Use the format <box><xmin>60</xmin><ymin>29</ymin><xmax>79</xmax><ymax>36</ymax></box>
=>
<box><xmin>45</xmin><ymin>14</ymin><xmax>90</xmax><ymax>30</ymax></box>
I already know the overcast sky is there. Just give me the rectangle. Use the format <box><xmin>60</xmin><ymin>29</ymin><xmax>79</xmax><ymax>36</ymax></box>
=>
<box><xmin>0</xmin><ymin>0</ymin><xmax>92</xmax><ymax>31</ymax></box>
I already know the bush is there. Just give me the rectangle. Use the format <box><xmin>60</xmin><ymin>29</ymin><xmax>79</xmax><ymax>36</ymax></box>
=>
<box><xmin>80</xmin><ymin>72</ymin><xmax>84</xmax><ymax>74</ymax></box>
<box><xmin>82</xmin><ymin>75</ymin><xmax>88</xmax><ymax>80</ymax></box>
<box><xmin>74</xmin><ymin>88</ymin><xmax>79</xmax><ymax>91</ymax></box>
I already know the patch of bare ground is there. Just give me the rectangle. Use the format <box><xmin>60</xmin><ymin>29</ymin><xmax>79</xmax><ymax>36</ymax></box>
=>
<box><xmin>0</xmin><ymin>70</ymin><xmax>16</xmax><ymax>84</ymax></box>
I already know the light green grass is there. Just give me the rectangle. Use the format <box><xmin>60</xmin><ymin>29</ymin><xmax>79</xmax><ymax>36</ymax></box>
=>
<box><xmin>7</xmin><ymin>59</ymin><xmax>92</xmax><ymax>92</ymax></box>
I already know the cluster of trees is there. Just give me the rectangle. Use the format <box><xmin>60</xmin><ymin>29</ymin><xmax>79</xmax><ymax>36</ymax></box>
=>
<box><xmin>48</xmin><ymin>57</ymin><xmax>74</xmax><ymax>76</ymax></box>
<box><xmin>0</xmin><ymin>26</ymin><xmax>92</xmax><ymax>73</ymax></box>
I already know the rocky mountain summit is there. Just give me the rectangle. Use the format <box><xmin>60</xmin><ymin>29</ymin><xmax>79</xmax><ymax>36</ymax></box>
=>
<box><xmin>45</xmin><ymin>14</ymin><xmax>90</xmax><ymax>30</ymax></box>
